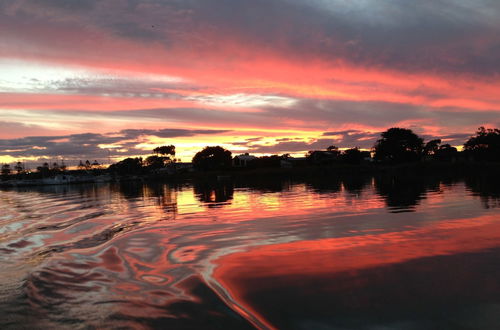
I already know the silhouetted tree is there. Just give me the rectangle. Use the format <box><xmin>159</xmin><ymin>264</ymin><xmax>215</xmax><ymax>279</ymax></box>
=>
<box><xmin>1</xmin><ymin>164</ymin><xmax>11</xmax><ymax>180</ymax></box>
<box><xmin>326</xmin><ymin>145</ymin><xmax>341</xmax><ymax>157</ymax></box>
<box><xmin>424</xmin><ymin>139</ymin><xmax>441</xmax><ymax>156</ymax></box>
<box><xmin>108</xmin><ymin>157</ymin><xmax>143</xmax><ymax>175</ymax></box>
<box><xmin>144</xmin><ymin>155</ymin><xmax>167</xmax><ymax>169</ymax></box>
<box><xmin>77</xmin><ymin>160</ymin><xmax>86</xmax><ymax>170</ymax></box>
<box><xmin>52</xmin><ymin>162</ymin><xmax>60</xmax><ymax>172</ymax></box>
<box><xmin>434</xmin><ymin>144</ymin><xmax>458</xmax><ymax>162</ymax></box>
<box><xmin>153</xmin><ymin>145</ymin><xmax>176</xmax><ymax>161</ymax></box>
<box><xmin>36</xmin><ymin>162</ymin><xmax>50</xmax><ymax>177</ymax></box>
<box><xmin>340</xmin><ymin>148</ymin><xmax>364</xmax><ymax>164</ymax></box>
<box><xmin>374</xmin><ymin>128</ymin><xmax>424</xmax><ymax>163</ymax></box>
<box><xmin>192</xmin><ymin>146</ymin><xmax>232</xmax><ymax>170</ymax></box>
<box><xmin>254</xmin><ymin>155</ymin><xmax>288</xmax><ymax>168</ymax></box>
<box><xmin>464</xmin><ymin>127</ymin><xmax>500</xmax><ymax>161</ymax></box>
<box><xmin>306</xmin><ymin>150</ymin><xmax>339</xmax><ymax>165</ymax></box>
<box><xmin>14</xmin><ymin>162</ymin><xmax>24</xmax><ymax>174</ymax></box>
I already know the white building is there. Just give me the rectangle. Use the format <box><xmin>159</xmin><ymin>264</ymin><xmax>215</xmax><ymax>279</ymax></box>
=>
<box><xmin>233</xmin><ymin>153</ymin><xmax>257</xmax><ymax>167</ymax></box>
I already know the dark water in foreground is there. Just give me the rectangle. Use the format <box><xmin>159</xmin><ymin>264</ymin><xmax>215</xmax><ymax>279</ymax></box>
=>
<box><xmin>1</xmin><ymin>175</ymin><xmax>500</xmax><ymax>329</ymax></box>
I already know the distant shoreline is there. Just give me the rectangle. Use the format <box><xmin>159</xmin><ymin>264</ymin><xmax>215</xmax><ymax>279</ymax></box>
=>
<box><xmin>1</xmin><ymin>161</ymin><xmax>499</xmax><ymax>188</ymax></box>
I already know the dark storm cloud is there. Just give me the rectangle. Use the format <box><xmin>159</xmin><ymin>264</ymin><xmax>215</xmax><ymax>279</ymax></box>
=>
<box><xmin>134</xmin><ymin>0</ymin><xmax>500</xmax><ymax>75</ymax></box>
<box><xmin>3</xmin><ymin>0</ymin><xmax>499</xmax><ymax>75</ymax></box>
<box><xmin>108</xmin><ymin>22</ymin><xmax>165</xmax><ymax>42</ymax></box>
<box><xmin>161</xmin><ymin>0</ymin><xmax>500</xmax><ymax>74</ymax></box>
<box><xmin>26</xmin><ymin>0</ymin><xmax>97</xmax><ymax>11</ymax></box>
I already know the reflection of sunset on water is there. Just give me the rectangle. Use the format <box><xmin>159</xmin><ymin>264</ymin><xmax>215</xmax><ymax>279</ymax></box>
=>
<box><xmin>1</xmin><ymin>176</ymin><xmax>500</xmax><ymax>328</ymax></box>
<box><xmin>210</xmin><ymin>212</ymin><xmax>500</xmax><ymax>328</ymax></box>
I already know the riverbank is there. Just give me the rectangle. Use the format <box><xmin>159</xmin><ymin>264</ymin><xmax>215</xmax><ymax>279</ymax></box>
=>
<box><xmin>178</xmin><ymin>161</ymin><xmax>500</xmax><ymax>182</ymax></box>
<box><xmin>1</xmin><ymin>161</ymin><xmax>499</xmax><ymax>188</ymax></box>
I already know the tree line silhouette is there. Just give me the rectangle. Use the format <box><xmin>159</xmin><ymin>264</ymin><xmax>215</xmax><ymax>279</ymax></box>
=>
<box><xmin>2</xmin><ymin>127</ymin><xmax>500</xmax><ymax>180</ymax></box>
<box><xmin>372</xmin><ymin>127</ymin><xmax>500</xmax><ymax>163</ymax></box>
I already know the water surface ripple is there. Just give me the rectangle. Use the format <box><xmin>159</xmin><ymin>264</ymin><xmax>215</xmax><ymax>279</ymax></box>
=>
<box><xmin>1</xmin><ymin>176</ymin><xmax>500</xmax><ymax>329</ymax></box>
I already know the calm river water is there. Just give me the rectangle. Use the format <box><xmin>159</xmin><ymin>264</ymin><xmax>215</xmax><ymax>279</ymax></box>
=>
<box><xmin>1</xmin><ymin>175</ymin><xmax>500</xmax><ymax>329</ymax></box>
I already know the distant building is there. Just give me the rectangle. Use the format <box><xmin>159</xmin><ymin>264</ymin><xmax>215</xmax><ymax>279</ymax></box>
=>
<box><xmin>233</xmin><ymin>153</ymin><xmax>257</xmax><ymax>167</ymax></box>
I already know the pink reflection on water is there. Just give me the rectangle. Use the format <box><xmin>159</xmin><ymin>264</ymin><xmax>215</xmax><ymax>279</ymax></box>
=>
<box><xmin>210</xmin><ymin>213</ymin><xmax>500</xmax><ymax>327</ymax></box>
<box><xmin>2</xmin><ymin>179</ymin><xmax>499</xmax><ymax>328</ymax></box>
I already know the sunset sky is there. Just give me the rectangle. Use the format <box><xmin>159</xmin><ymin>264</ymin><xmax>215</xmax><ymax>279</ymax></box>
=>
<box><xmin>1</xmin><ymin>0</ymin><xmax>500</xmax><ymax>166</ymax></box>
